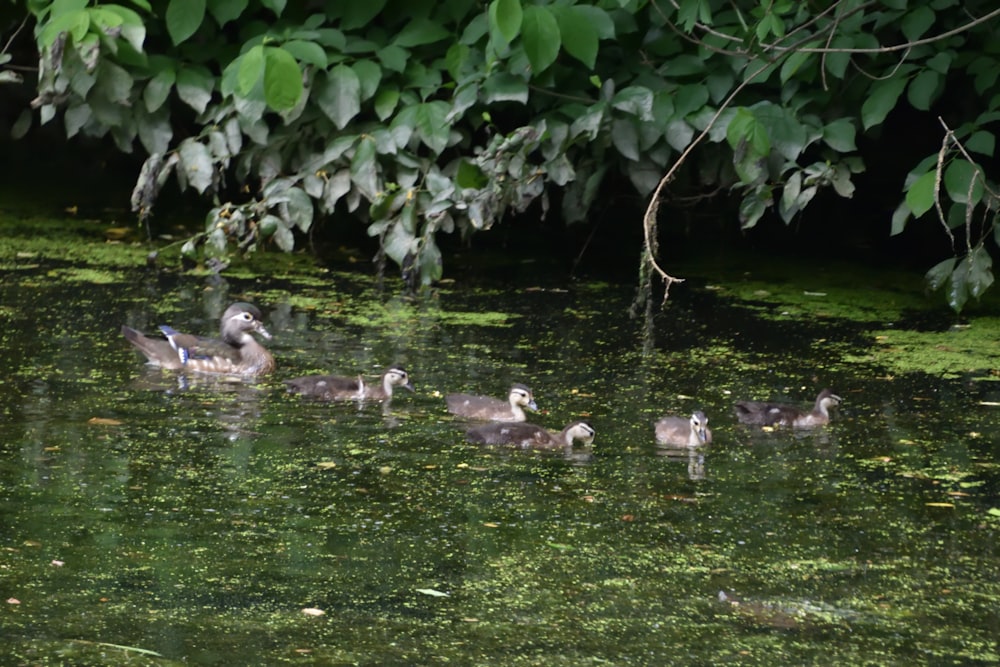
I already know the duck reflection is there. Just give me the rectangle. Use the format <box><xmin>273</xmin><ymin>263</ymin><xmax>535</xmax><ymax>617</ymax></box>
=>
<box><xmin>655</xmin><ymin>444</ymin><xmax>706</xmax><ymax>480</ymax></box>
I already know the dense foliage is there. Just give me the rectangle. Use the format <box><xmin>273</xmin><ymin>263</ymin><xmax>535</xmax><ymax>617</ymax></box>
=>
<box><xmin>4</xmin><ymin>0</ymin><xmax>1000</xmax><ymax>307</ymax></box>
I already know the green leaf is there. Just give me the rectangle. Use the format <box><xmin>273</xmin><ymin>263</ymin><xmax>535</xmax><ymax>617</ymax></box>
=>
<box><xmin>611</xmin><ymin>86</ymin><xmax>654</xmax><ymax>122</ymax></box>
<box><xmin>415</xmin><ymin>101</ymin><xmax>450</xmax><ymax>154</ymax></box>
<box><xmin>394</xmin><ymin>18</ymin><xmax>450</xmax><ymax>47</ymax></box>
<box><xmin>374</xmin><ymin>87</ymin><xmax>399</xmax><ymax>121</ymax></box>
<box><xmin>384</xmin><ymin>219</ymin><xmax>416</xmax><ymax>264</ymax></box>
<box><xmin>890</xmin><ymin>201</ymin><xmax>910</xmax><ymax>236</ymax></box>
<box><xmin>611</xmin><ymin>118</ymin><xmax>639</xmax><ymax>161</ymax></box>
<box><xmin>456</xmin><ymin>160</ymin><xmax>487</xmax><ymax>189</ymax></box>
<box><xmin>176</xmin><ymin>66</ymin><xmax>213</xmax><ymax>114</ymax></box>
<box><xmin>907</xmin><ymin>70</ymin><xmax>940</xmax><ymax>111</ymax></box>
<box><xmin>905</xmin><ymin>170</ymin><xmax>937</xmax><ymax>217</ymax></box>
<box><xmin>861</xmin><ymin>76</ymin><xmax>908</xmax><ymax>130</ymax></box>
<box><xmin>377</xmin><ymin>44</ymin><xmax>408</xmax><ymax>73</ymax></box>
<box><xmin>237</xmin><ymin>45</ymin><xmax>265</xmax><ymax>97</ymax></box>
<box><xmin>966</xmin><ymin>131</ymin><xmax>995</xmax><ymax>157</ymax></box>
<box><xmin>553</xmin><ymin>5</ymin><xmax>599</xmax><ymax>69</ymax></box>
<box><xmin>822</xmin><ymin>118</ymin><xmax>856</xmax><ymax>152</ymax></box>
<box><xmin>166</xmin><ymin>0</ymin><xmax>206</xmax><ymax>45</ymax></box>
<box><xmin>352</xmin><ymin>59</ymin><xmax>382</xmax><ymax>102</ymax></box>
<box><xmin>726</xmin><ymin>107</ymin><xmax>770</xmax><ymax>156</ymax></box>
<box><xmin>925</xmin><ymin>257</ymin><xmax>956</xmax><ymax>291</ymax></box>
<box><xmin>263</xmin><ymin>46</ymin><xmax>302</xmax><ymax>111</ymax></box>
<box><xmin>491</xmin><ymin>0</ymin><xmax>522</xmax><ymax>45</ymax></box>
<box><xmin>341</xmin><ymin>0</ymin><xmax>387</xmax><ymax>30</ymax></box>
<box><xmin>39</xmin><ymin>9</ymin><xmax>89</xmax><ymax>49</ymax></box>
<box><xmin>178</xmin><ymin>138</ymin><xmax>214</xmax><ymax>194</ymax></box>
<box><xmin>482</xmin><ymin>72</ymin><xmax>528</xmax><ymax>104</ymax></box>
<box><xmin>901</xmin><ymin>6</ymin><xmax>934</xmax><ymax>41</ymax></box>
<box><xmin>260</xmin><ymin>0</ymin><xmax>285</xmax><ymax>16</ymax></box>
<box><xmin>282</xmin><ymin>39</ymin><xmax>327</xmax><ymax>68</ymax></box>
<box><xmin>350</xmin><ymin>135</ymin><xmax>378</xmax><ymax>200</ymax></box>
<box><xmin>943</xmin><ymin>159</ymin><xmax>984</xmax><ymax>205</ymax></box>
<box><xmin>522</xmin><ymin>5</ymin><xmax>560</xmax><ymax>75</ymax></box>
<box><xmin>967</xmin><ymin>247</ymin><xmax>993</xmax><ymax>299</ymax></box>
<box><xmin>281</xmin><ymin>186</ymin><xmax>314</xmax><ymax>232</ymax></box>
<box><xmin>143</xmin><ymin>66</ymin><xmax>175</xmax><ymax>113</ymax></box>
<box><xmin>779</xmin><ymin>43</ymin><xmax>817</xmax><ymax>84</ymax></box>
<box><xmin>208</xmin><ymin>0</ymin><xmax>248</xmax><ymax>26</ymax></box>
<box><xmin>673</xmin><ymin>84</ymin><xmax>709</xmax><ymax>118</ymax></box>
<box><xmin>317</xmin><ymin>65</ymin><xmax>360</xmax><ymax>129</ymax></box>
<box><xmin>947</xmin><ymin>257</ymin><xmax>969</xmax><ymax>312</ymax></box>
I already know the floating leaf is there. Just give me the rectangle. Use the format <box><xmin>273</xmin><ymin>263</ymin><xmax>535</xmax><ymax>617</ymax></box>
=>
<box><xmin>415</xmin><ymin>588</ymin><xmax>450</xmax><ymax>597</ymax></box>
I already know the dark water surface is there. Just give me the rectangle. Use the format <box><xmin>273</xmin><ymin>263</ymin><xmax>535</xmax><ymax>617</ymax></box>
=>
<box><xmin>2</xmin><ymin>258</ymin><xmax>999</xmax><ymax>665</ymax></box>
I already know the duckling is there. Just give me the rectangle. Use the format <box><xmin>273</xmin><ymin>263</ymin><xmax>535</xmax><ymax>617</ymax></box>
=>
<box><xmin>655</xmin><ymin>411</ymin><xmax>712</xmax><ymax>447</ymax></box>
<box><xmin>122</xmin><ymin>302</ymin><xmax>275</xmax><ymax>376</ymax></box>
<box><xmin>466</xmin><ymin>420</ymin><xmax>596</xmax><ymax>450</ymax></box>
<box><xmin>285</xmin><ymin>366</ymin><xmax>414</xmax><ymax>402</ymax></box>
<box><xmin>446</xmin><ymin>383</ymin><xmax>537</xmax><ymax>421</ymax></box>
<box><xmin>735</xmin><ymin>389</ymin><xmax>841</xmax><ymax>428</ymax></box>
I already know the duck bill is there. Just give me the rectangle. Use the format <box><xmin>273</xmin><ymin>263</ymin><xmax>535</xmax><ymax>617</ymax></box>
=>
<box><xmin>253</xmin><ymin>323</ymin><xmax>273</xmax><ymax>340</ymax></box>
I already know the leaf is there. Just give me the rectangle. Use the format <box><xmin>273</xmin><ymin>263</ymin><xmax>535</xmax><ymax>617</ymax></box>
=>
<box><xmin>281</xmin><ymin>186</ymin><xmax>314</xmax><ymax>232</ymax></box>
<box><xmin>237</xmin><ymin>45</ymin><xmax>265</xmax><ymax>97</ymax></box>
<box><xmin>143</xmin><ymin>66</ymin><xmax>175</xmax><ymax>113</ymax></box>
<box><xmin>415</xmin><ymin>588</ymin><xmax>450</xmax><ymax>598</ymax></box>
<box><xmin>482</xmin><ymin>72</ymin><xmax>528</xmax><ymax>104</ymax></box>
<box><xmin>965</xmin><ymin>130</ymin><xmax>995</xmax><ymax>157</ymax></box>
<box><xmin>260</xmin><ymin>0</ymin><xmax>286</xmax><ymax>16</ymax></box>
<box><xmin>611</xmin><ymin>118</ymin><xmax>639</xmax><ymax>161</ymax></box>
<box><xmin>861</xmin><ymin>75</ymin><xmax>908</xmax><ymax>130</ymax></box>
<box><xmin>166</xmin><ymin>0</ymin><xmax>206</xmax><ymax>45</ymax></box>
<box><xmin>967</xmin><ymin>246</ymin><xmax>994</xmax><ymax>298</ymax></box>
<box><xmin>901</xmin><ymin>6</ymin><xmax>935</xmax><ymax>41</ymax></box>
<box><xmin>822</xmin><ymin>118</ymin><xmax>856</xmax><ymax>152</ymax></box>
<box><xmin>374</xmin><ymin>87</ymin><xmax>399</xmax><ymax>121</ymax></box>
<box><xmin>263</xmin><ymin>46</ymin><xmax>302</xmax><ymax>111</ymax></box>
<box><xmin>890</xmin><ymin>201</ymin><xmax>910</xmax><ymax>236</ymax></box>
<box><xmin>317</xmin><ymin>65</ymin><xmax>360</xmax><ymax>129</ymax></box>
<box><xmin>904</xmin><ymin>170</ymin><xmax>936</xmax><ymax>217</ymax></box>
<box><xmin>415</xmin><ymin>101</ymin><xmax>450</xmax><ymax>154</ymax></box>
<box><xmin>522</xmin><ymin>5</ymin><xmax>560</xmax><ymax>74</ymax></box>
<box><xmin>491</xmin><ymin>0</ymin><xmax>522</xmax><ymax>45</ymax></box>
<box><xmin>350</xmin><ymin>136</ymin><xmax>378</xmax><ymax>200</ymax></box>
<box><xmin>178</xmin><ymin>138</ymin><xmax>214</xmax><ymax>194</ymax></box>
<box><xmin>726</xmin><ymin>107</ymin><xmax>770</xmax><ymax>156</ymax></box>
<box><xmin>553</xmin><ymin>5</ymin><xmax>599</xmax><ymax>69</ymax></box>
<box><xmin>779</xmin><ymin>43</ymin><xmax>817</xmax><ymax>84</ymax></box>
<box><xmin>377</xmin><ymin>44</ymin><xmax>408</xmax><ymax>73</ymax></box>
<box><xmin>272</xmin><ymin>220</ymin><xmax>294</xmax><ymax>251</ymax></box>
<box><xmin>611</xmin><ymin>86</ymin><xmax>654</xmax><ymax>122</ymax></box>
<box><xmin>352</xmin><ymin>59</ymin><xmax>382</xmax><ymax>101</ymax></box>
<box><xmin>208</xmin><ymin>0</ymin><xmax>248</xmax><ymax>26</ymax></box>
<box><xmin>88</xmin><ymin>417</ymin><xmax>123</xmax><ymax>426</ymax></box>
<box><xmin>176</xmin><ymin>66</ymin><xmax>213</xmax><ymax>114</ymax></box>
<box><xmin>384</xmin><ymin>219</ymin><xmax>416</xmax><ymax>263</ymax></box>
<box><xmin>394</xmin><ymin>17</ymin><xmax>450</xmax><ymax>47</ymax></box>
<box><xmin>282</xmin><ymin>39</ymin><xmax>327</xmax><ymax>68</ymax></box>
<box><xmin>943</xmin><ymin>159</ymin><xmax>983</xmax><ymax>205</ymax></box>
<box><xmin>947</xmin><ymin>257</ymin><xmax>970</xmax><ymax>312</ymax></box>
<box><xmin>907</xmin><ymin>70</ymin><xmax>940</xmax><ymax>111</ymax></box>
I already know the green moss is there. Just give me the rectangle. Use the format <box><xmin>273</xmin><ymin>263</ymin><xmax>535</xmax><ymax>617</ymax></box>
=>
<box><xmin>845</xmin><ymin>321</ymin><xmax>1000</xmax><ymax>377</ymax></box>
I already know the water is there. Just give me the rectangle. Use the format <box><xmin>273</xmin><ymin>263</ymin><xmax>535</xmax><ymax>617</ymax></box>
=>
<box><xmin>2</xmin><ymin>256</ymin><xmax>999</xmax><ymax>665</ymax></box>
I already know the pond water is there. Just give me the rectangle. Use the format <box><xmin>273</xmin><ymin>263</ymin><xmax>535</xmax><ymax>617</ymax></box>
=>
<box><xmin>2</xmin><ymin>236</ymin><xmax>1000</xmax><ymax>665</ymax></box>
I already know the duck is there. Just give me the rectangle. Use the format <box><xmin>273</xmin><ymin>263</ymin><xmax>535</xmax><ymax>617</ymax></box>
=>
<box><xmin>466</xmin><ymin>420</ymin><xmax>596</xmax><ymax>450</ymax></box>
<box><xmin>734</xmin><ymin>389</ymin><xmax>841</xmax><ymax>428</ymax></box>
<box><xmin>655</xmin><ymin>411</ymin><xmax>712</xmax><ymax>447</ymax></box>
<box><xmin>446</xmin><ymin>383</ymin><xmax>537</xmax><ymax>421</ymax></box>
<box><xmin>122</xmin><ymin>302</ymin><xmax>275</xmax><ymax>376</ymax></box>
<box><xmin>285</xmin><ymin>366</ymin><xmax>414</xmax><ymax>402</ymax></box>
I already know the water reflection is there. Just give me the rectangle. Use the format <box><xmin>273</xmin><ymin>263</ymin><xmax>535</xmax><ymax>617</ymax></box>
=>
<box><xmin>655</xmin><ymin>444</ymin><xmax>706</xmax><ymax>480</ymax></box>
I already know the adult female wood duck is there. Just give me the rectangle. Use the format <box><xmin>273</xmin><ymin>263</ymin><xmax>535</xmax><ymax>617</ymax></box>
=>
<box><xmin>446</xmin><ymin>383</ymin><xmax>537</xmax><ymax>422</ymax></box>
<box><xmin>655</xmin><ymin>411</ymin><xmax>712</xmax><ymax>447</ymax></box>
<box><xmin>735</xmin><ymin>388</ymin><xmax>841</xmax><ymax>428</ymax></box>
<box><xmin>466</xmin><ymin>420</ymin><xmax>596</xmax><ymax>450</ymax></box>
<box><xmin>122</xmin><ymin>302</ymin><xmax>275</xmax><ymax>376</ymax></box>
<box><xmin>285</xmin><ymin>366</ymin><xmax>414</xmax><ymax>402</ymax></box>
